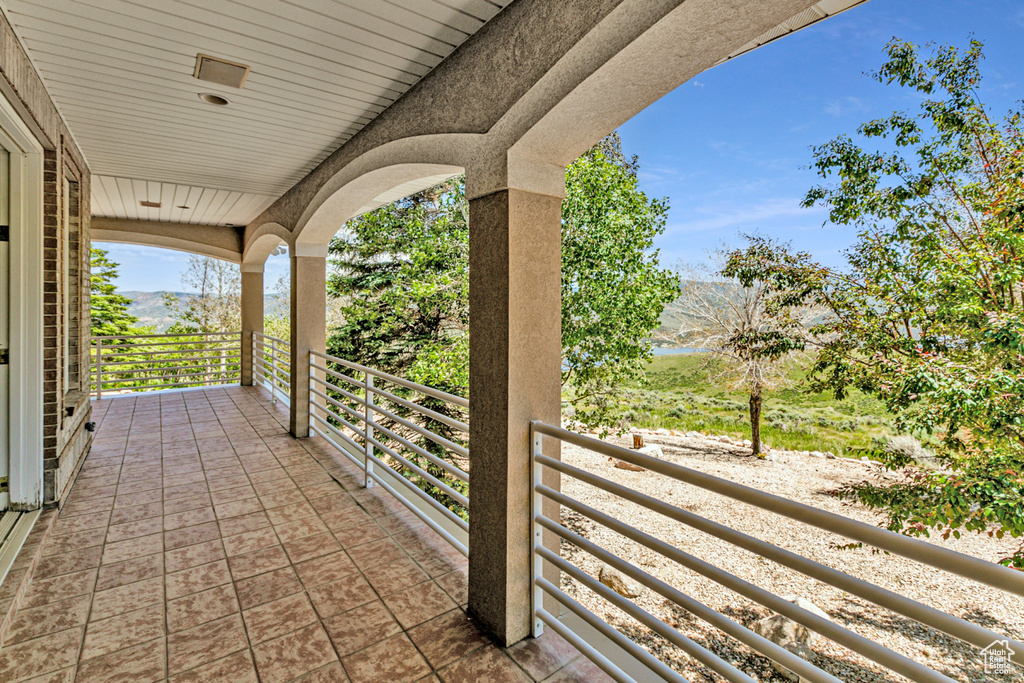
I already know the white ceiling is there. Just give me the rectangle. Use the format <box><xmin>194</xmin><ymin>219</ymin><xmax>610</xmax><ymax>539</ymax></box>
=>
<box><xmin>2</xmin><ymin>0</ymin><xmax>512</xmax><ymax>225</ymax></box>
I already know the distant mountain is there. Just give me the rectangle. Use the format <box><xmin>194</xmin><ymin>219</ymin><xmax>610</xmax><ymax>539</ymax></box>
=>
<box><xmin>119</xmin><ymin>291</ymin><xmax>284</xmax><ymax>332</ymax></box>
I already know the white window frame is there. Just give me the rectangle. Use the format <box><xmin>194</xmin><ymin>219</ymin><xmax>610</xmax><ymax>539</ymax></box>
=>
<box><xmin>0</xmin><ymin>92</ymin><xmax>45</xmax><ymax>509</ymax></box>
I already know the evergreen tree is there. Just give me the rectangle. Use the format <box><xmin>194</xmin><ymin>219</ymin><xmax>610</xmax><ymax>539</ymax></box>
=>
<box><xmin>90</xmin><ymin>248</ymin><xmax>141</xmax><ymax>336</ymax></box>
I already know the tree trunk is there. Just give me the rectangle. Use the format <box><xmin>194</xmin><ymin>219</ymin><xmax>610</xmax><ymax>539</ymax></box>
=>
<box><xmin>749</xmin><ymin>388</ymin><xmax>762</xmax><ymax>457</ymax></box>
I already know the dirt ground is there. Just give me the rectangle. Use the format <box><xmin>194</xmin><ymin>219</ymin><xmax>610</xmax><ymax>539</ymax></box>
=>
<box><xmin>557</xmin><ymin>430</ymin><xmax>1024</xmax><ymax>683</ymax></box>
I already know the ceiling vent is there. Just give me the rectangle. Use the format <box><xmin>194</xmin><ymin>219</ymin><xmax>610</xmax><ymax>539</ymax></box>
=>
<box><xmin>140</xmin><ymin>200</ymin><xmax>161</xmax><ymax>208</ymax></box>
<box><xmin>193</xmin><ymin>54</ymin><xmax>250</xmax><ymax>89</ymax></box>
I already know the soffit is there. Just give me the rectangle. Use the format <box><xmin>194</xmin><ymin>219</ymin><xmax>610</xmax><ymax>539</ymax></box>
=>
<box><xmin>718</xmin><ymin>0</ymin><xmax>870</xmax><ymax>64</ymax></box>
<box><xmin>2</xmin><ymin>0</ymin><xmax>511</xmax><ymax>225</ymax></box>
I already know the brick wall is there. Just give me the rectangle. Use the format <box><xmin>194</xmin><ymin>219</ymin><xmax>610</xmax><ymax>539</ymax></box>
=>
<box><xmin>0</xmin><ymin>9</ymin><xmax>92</xmax><ymax>506</ymax></box>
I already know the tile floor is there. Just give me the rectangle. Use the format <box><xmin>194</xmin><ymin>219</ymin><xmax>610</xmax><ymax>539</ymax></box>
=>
<box><xmin>0</xmin><ymin>386</ymin><xmax>609</xmax><ymax>682</ymax></box>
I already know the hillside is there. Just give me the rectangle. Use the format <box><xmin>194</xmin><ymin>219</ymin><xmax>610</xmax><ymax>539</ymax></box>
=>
<box><xmin>121</xmin><ymin>291</ymin><xmax>284</xmax><ymax>332</ymax></box>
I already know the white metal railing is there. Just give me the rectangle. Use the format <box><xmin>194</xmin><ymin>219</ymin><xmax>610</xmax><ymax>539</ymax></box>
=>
<box><xmin>530</xmin><ymin>421</ymin><xmax>1024</xmax><ymax>683</ymax></box>
<box><xmin>307</xmin><ymin>350</ymin><xmax>469</xmax><ymax>556</ymax></box>
<box><xmin>91</xmin><ymin>331</ymin><xmax>241</xmax><ymax>397</ymax></box>
<box><xmin>252</xmin><ymin>332</ymin><xmax>291</xmax><ymax>406</ymax></box>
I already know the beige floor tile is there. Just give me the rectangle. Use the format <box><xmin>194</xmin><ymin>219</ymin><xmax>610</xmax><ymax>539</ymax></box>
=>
<box><xmin>243</xmin><ymin>591</ymin><xmax>318</xmax><ymax>645</ymax></box>
<box><xmin>234</xmin><ymin>566</ymin><xmax>303</xmax><ymax>610</ymax></box>
<box><xmin>81</xmin><ymin>603</ymin><xmax>166</xmax><ymax>661</ymax></box>
<box><xmin>251</xmin><ymin>623</ymin><xmax>338</xmax><ymax>683</ymax></box>
<box><xmin>167</xmin><ymin>583</ymin><xmax>239</xmax><ymax>632</ymax></box>
<box><xmin>341</xmin><ymin>633</ymin><xmax>431</xmax><ymax>683</ymax></box>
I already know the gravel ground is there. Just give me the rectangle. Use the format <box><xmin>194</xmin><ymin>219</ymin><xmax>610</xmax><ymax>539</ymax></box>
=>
<box><xmin>558</xmin><ymin>431</ymin><xmax>1024</xmax><ymax>683</ymax></box>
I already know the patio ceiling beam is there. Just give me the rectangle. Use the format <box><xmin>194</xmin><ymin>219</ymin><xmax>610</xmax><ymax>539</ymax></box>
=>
<box><xmin>91</xmin><ymin>216</ymin><xmax>243</xmax><ymax>264</ymax></box>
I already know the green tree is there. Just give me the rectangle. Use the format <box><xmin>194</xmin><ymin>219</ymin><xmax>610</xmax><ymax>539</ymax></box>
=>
<box><xmin>561</xmin><ymin>135</ymin><xmax>680</xmax><ymax>428</ymax></box>
<box><xmin>327</xmin><ymin>133</ymin><xmax>679</xmax><ymax>427</ymax></box>
<box><xmin>724</xmin><ymin>39</ymin><xmax>1024</xmax><ymax>567</ymax></box>
<box><xmin>90</xmin><ymin>247</ymin><xmax>141</xmax><ymax>336</ymax></box>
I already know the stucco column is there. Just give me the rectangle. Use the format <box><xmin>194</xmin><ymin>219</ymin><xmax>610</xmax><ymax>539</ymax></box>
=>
<box><xmin>289</xmin><ymin>246</ymin><xmax>327</xmax><ymax>437</ymax></box>
<box><xmin>240</xmin><ymin>263</ymin><xmax>264</xmax><ymax>386</ymax></box>
<box><xmin>467</xmin><ymin>181</ymin><xmax>563</xmax><ymax>646</ymax></box>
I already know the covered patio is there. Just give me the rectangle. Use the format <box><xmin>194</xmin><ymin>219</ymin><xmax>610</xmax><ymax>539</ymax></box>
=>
<box><xmin>0</xmin><ymin>387</ymin><xmax>604</xmax><ymax>682</ymax></box>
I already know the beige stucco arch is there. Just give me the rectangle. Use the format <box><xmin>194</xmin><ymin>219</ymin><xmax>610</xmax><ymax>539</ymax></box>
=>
<box><xmin>248</xmin><ymin>133</ymin><xmax>475</xmax><ymax>252</ymax></box>
<box><xmin>242</xmin><ymin>222</ymin><xmax>291</xmax><ymax>269</ymax></box>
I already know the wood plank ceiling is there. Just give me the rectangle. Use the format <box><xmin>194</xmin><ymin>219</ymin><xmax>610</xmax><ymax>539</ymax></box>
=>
<box><xmin>2</xmin><ymin>0</ymin><xmax>511</xmax><ymax>226</ymax></box>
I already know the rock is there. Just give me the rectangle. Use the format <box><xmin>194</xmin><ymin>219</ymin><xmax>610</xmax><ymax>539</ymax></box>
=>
<box><xmin>612</xmin><ymin>458</ymin><xmax>644</xmax><ymax>472</ymax></box>
<box><xmin>809</xmin><ymin>451</ymin><xmax>825</xmax><ymax>459</ymax></box>
<box><xmin>750</xmin><ymin>596</ymin><xmax>831</xmax><ymax>682</ymax></box>
<box><xmin>743</xmin><ymin>439</ymin><xmax>753</xmax><ymax>447</ymax></box>
<box><xmin>824</xmin><ymin>451</ymin><xmax>837</xmax><ymax>459</ymax></box>
<box><xmin>638</xmin><ymin>445</ymin><xmax>663</xmax><ymax>459</ymax></box>
<box><xmin>655</xmin><ymin>428</ymin><xmax>671</xmax><ymax>436</ymax></box>
<box><xmin>670</xmin><ymin>429</ymin><xmax>681</xmax><ymax>437</ymax></box>
<box><xmin>718</xmin><ymin>435</ymin><xmax>733</xmax><ymax>444</ymax></box>
<box><xmin>685</xmin><ymin>431</ymin><xmax>702</xmax><ymax>439</ymax></box>
<box><xmin>599</xmin><ymin>564</ymin><xmax>642</xmax><ymax>598</ymax></box>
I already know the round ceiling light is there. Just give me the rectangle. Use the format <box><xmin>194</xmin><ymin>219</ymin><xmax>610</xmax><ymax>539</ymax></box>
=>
<box><xmin>199</xmin><ymin>93</ymin><xmax>229</xmax><ymax>106</ymax></box>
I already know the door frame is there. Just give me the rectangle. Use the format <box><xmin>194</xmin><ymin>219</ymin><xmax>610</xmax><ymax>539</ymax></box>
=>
<box><xmin>0</xmin><ymin>91</ymin><xmax>44</xmax><ymax>510</ymax></box>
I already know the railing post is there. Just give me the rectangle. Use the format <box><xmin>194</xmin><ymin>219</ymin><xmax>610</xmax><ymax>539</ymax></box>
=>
<box><xmin>531</xmin><ymin>422</ymin><xmax>544</xmax><ymax>638</ymax></box>
<box><xmin>94</xmin><ymin>339</ymin><xmax>102</xmax><ymax>400</ymax></box>
<box><xmin>364</xmin><ymin>373</ymin><xmax>375</xmax><ymax>488</ymax></box>
<box><xmin>308</xmin><ymin>350</ymin><xmax>315</xmax><ymax>432</ymax></box>
<box><xmin>269</xmin><ymin>338</ymin><xmax>278</xmax><ymax>404</ymax></box>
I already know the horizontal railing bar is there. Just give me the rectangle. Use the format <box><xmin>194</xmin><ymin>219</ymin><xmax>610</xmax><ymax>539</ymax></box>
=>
<box><xmin>318</xmin><ymin>405</ymin><xmax>363</xmax><ymax>437</ymax></box>
<box><xmin>99</xmin><ymin>363</ymin><xmax>240</xmax><ymax>379</ymax></box>
<box><xmin>369</xmin><ymin>384</ymin><xmax>468</xmax><ymax>434</ymax></box>
<box><xmin>95</xmin><ymin>346</ymin><xmax>240</xmax><ymax>360</ymax></box>
<box><xmin>310</xmin><ymin>386</ymin><xmax>366</xmax><ymax>424</ymax></box>
<box><xmin>309</xmin><ymin>361</ymin><xmax>362</xmax><ymax>388</ymax></box>
<box><xmin>366</xmin><ymin>433</ymin><xmax>469</xmax><ymax>509</ymax></box>
<box><xmin>97</xmin><ymin>370</ymin><xmax>240</xmax><ymax>386</ymax></box>
<box><xmin>369</xmin><ymin>402</ymin><xmax>469</xmax><ymax>459</ymax></box>
<box><xmin>311</xmin><ymin>367</ymin><xmax>469</xmax><ymax>479</ymax></box>
<box><xmin>97</xmin><ymin>353</ymin><xmax>240</xmax><ymax>367</ymax></box>
<box><xmin>536</xmin><ymin>483</ymin><xmax>958</xmax><ymax>683</ymax></box>
<box><xmin>311</xmin><ymin>350</ymin><xmax>468</xmax><ymax>408</ymax></box>
<box><xmin>532</xmin><ymin>422</ymin><xmax>1024</xmax><ymax>599</ymax></box>
<box><xmin>252</xmin><ymin>332</ymin><xmax>289</xmax><ymax>345</ymax></box>
<box><xmin>368</xmin><ymin>419</ymin><xmax>469</xmax><ymax>483</ymax></box>
<box><xmin>94</xmin><ymin>331</ymin><xmax>239</xmax><ymax>341</ymax></box>
<box><xmin>535</xmin><ymin>454</ymin><xmax>1019</xmax><ymax>659</ymax></box>
<box><xmin>92</xmin><ymin>377</ymin><xmax>238</xmax><ymax>394</ymax></box>
<box><xmin>312</xmin><ymin>414</ymin><xmax>469</xmax><ymax>555</ymax></box>
<box><xmin>309</xmin><ymin>415</ymin><xmax>364</xmax><ymax>464</ymax></box>
<box><xmin>363</xmin><ymin>448</ymin><xmax>469</xmax><ymax>533</ymax></box>
<box><xmin>536</xmin><ymin>515</ymin><xmax>842</xmax><ymax>683</ymax></box>
<box><xmin>537</xmin><ymin>577</ymin><xmax>693</xmax><ymax>683</ymax></box>
<box><xmin>534</xmin><ymin>606</ymin><xmax>634</xmax><ymax>683</ymax></box>
<box><xmin>538</xmin><ymin>547</ymin><xmax>753</xmax><ymax>683</ymax></box>
<box><xmin>252</xmin><ymin>341</ymin><xmax>291</xmax><ymax>353</ymax></box>
<box><xmin>311</xmin><ymin>375</ymin><xmax>365</xmax><ymax>408</ymax></box>
<box><xmin>363</xmin><ymin>465</ymin><xmax>469</xmax><ymax>556</ymax></box>
<box><xmin>94</xmin><ymin>337</ymin><xmax>241</xmax><ymax>350</ymax></box>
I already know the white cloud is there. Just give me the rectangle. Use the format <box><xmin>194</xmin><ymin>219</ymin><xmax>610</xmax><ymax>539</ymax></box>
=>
<box><xmin>664</xmin><ymin>197</ymin><xmax>824</xmax><ymax>236</ymax></box>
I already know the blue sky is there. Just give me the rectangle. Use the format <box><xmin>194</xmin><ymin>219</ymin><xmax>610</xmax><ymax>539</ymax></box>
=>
<box><xmin>98</xmin><ymin>0</ymin><xmax>1024</xmax><ymax>293</ymax></box>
